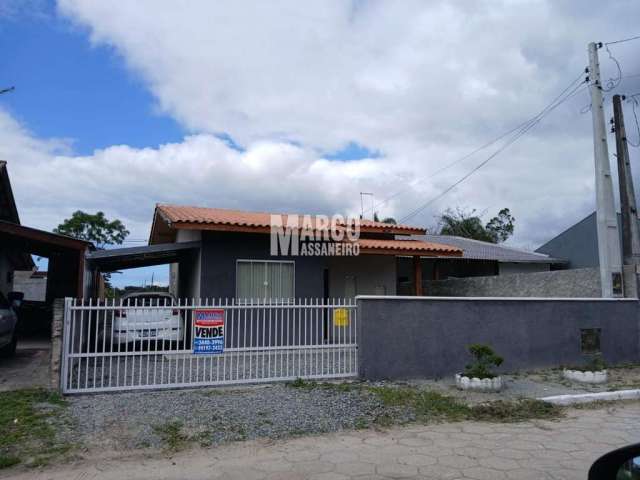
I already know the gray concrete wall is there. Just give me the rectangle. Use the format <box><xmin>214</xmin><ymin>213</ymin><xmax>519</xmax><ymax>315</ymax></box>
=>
<box><xmin>425</xmin><ymin>266</ymin><xmax>639</xmax><ymax>298</ymax></box>
<box><xmin>328</xmin><ymin>255</ymin><xmax>396</xmax><ymax>298</ymax></box>
<box><xmin>357</xmin><ymin>296</ymin><xmax>640</xmax><ymax>380</ymax></box>
<box><xmin>425</xmin><ymin>267</ymin><xmax>602</xmax><ymax>298</ymax></box>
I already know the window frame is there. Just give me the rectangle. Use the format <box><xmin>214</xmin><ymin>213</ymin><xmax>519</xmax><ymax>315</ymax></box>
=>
<box><xmin>235</xmin><ymin>259</ymin><xmax>295</xmax><ymax>303</ymax></box>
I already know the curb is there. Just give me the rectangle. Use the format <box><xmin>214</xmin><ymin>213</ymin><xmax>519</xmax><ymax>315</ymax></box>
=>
<box><xmin>539</xmin><ymin>389</ymin><xmax>640</xmax><ymax>406</ymax></box>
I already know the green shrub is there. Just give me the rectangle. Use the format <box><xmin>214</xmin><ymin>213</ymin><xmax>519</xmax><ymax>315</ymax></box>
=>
<box><xmin>567</xmin><ymin>354</ymin><xmax>607</xmax><ymax>372</ymax></box>
<box><xmin>463</xmin><ymin>344</ymin><xmax>504</xmax><ymax>379</ymax></box>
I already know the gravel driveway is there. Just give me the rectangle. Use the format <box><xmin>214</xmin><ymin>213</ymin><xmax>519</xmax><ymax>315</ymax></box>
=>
<box><xmin>66</xmin><ymin>383</ymin><xmax>390</xmax><ymax>450</ymax></box>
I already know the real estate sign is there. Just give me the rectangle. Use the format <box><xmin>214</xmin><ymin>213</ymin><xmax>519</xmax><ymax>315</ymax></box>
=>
<box><xmin>193</xmin><ymin>309</ymin><xmax>225</xmax><ymax>354</ymax></box>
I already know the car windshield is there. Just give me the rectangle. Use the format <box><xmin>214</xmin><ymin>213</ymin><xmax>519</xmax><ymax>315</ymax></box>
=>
<box><xmin>128</xmin><ymin>295</ymin><xmax>173</xmax><ymax>306</ymax></box>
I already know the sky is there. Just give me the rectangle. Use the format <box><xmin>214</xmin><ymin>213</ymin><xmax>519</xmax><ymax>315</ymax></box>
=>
<box><xmin>1</xmin><ymin>0</ymin><xmax>640</xmax><ymax>288</ymax></box>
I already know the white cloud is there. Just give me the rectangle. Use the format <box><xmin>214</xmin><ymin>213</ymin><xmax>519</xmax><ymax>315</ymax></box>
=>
<box><xmin>3</xmin><ymin>0</ymin><xmax>640</xmax><ymax>258</ymax></box>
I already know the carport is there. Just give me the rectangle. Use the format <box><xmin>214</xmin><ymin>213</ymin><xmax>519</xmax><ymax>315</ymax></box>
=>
<box><xmin>86</xmin><ymin>241</ymin><xmax>201</xmax><ymax>297</ymax></box>
<box><xmin>0</xmin><ymin>219</ymin><xmax>92</xmax><ymax>301</ymax></box>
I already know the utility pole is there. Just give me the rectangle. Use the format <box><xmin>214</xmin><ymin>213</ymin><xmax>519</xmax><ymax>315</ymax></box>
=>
<box><xmin>612</xmin><ymin>94</ymin><xmax>640</xmax><ymax>267</ymax></box>
<box><xmin>359</xmin><ymin>192</ymin><xmax>373</xmax><ymax>220</ymax></box>
<box><xmin>588</xmin><ymin>42</ymin><xmax>624</xmax><ymax>297</ymax></box>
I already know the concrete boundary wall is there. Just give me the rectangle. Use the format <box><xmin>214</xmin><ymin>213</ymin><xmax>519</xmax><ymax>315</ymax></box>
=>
<box><xmin>357</xmin><ymin>296</ymin><xmax>640</xmax><ymax>380</ymax></box>
<box><xmin>424</xmin><ymin>266</ymin><xmax>638</xmax><ymax>298</ymax></box>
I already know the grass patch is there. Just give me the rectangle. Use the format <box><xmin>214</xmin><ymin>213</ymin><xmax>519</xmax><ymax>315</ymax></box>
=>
<box><xmin>470</xmin><ymin>399</ymin><xmax>563</xmax><ymax>423</ymax></box>
<box><xmin>287</xmin><ymin>378</ymin><xmax>358</xmax><ymax>392</ymax></box>
<box><xmin>0</xmin><ymin>455</ymin><xmax>20</xmax><ymax>469</ymax></box>
<box><xmin>287</xmin><ymin>378</ymin><xmax>316</xmax><ymax>389</ymax></box>
<box><xmin>152</xmin><ymin>421</ymin><xmax>189</xmax><ymax>451</ymax></box>
<box><xmin>0</xmin><ymin>388</ymin><xmax>71</xmax><ymax>469</ymax></box>
<box><xmin>367</xmin><ymin>386</ymin><xmax>563</xmax><ymax>424</ymax></box>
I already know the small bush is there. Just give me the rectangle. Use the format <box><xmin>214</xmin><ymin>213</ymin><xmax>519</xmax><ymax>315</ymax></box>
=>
<box><xmin>463</xmin><ymin>344</ymin><xmax>504</xmax><ymax>379</ymax></box>
<box><xmin>567</xmin><ymin>354</ymin><xmax>607</xmax><ymax>372</ymax></box>
<box><xmin>152</xmin><ymin>421</ymin><xmax>189</xmax><ymax>451</ymax></box>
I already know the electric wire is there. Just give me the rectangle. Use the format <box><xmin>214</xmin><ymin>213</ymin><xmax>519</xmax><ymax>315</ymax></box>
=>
<box><xmin>398</xmin><ymin>79</ymin><xmax>588</xmax><ymax>224</ymax></box>
<box><xmin>362</xmin><ymin>71</ymin><xmax>587</xmax><ymax>218</ymax></box>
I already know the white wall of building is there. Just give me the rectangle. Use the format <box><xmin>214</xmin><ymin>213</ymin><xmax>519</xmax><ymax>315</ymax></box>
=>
<box><xmin>12</xmin><ymin>270</ymin><xmax>47</xmax><ymax>301</ymax></box>
<box><xmin>173</xmin><ymin>229</ymin><xmax>202</xmax><ymax>299</ymax></box>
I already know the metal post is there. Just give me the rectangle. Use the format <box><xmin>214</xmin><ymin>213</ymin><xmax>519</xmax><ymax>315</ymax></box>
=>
<box><xmin>588</xmin><ymin>42</ymin><xmax>623</xmax><ymax>297</ymax></box>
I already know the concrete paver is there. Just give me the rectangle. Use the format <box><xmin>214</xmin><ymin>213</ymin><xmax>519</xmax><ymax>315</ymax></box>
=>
<box><xmin>5</xmin><ymin>402</ymin><xmax>639</xmax><ymax>480</ymax></box>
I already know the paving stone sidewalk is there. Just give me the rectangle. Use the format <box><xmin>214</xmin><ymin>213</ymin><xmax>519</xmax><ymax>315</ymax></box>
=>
<box><xmin>7</xmin><ymin>402</ymin><xmax>640</xmax><ymax>480</ymax></box>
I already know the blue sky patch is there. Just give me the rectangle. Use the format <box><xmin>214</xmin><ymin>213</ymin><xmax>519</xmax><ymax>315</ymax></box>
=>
<box><xmin>325</xmin><ymin>142</ymin><xmax>381</xmax><ymax>161</ymax></box>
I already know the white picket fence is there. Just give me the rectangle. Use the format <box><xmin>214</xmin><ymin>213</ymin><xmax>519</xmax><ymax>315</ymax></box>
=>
<box><xmin>61</xmin><ymin>297</ymin><xmax>358</xmax><ymax>394</ymax></box>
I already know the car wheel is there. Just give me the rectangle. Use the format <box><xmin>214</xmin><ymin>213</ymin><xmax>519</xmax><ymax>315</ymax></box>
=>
<box><xmin>0</xmin><ymin>332</ymin><xmax>17</xmax><ymax>358</ymax></box>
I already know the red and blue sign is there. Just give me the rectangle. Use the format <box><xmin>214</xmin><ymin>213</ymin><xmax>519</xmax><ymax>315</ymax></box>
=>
<box><xmin>193</xmin><ymin>309</ymin><xmax>225</xmax><ymax>354</ymax></box>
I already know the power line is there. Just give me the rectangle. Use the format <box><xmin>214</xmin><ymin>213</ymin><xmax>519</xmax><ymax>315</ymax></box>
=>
<box><xmin>625</xmin><ymin>94</ymin><xmax>640</xmax><ymax>148</ymax></box>
<box><xmin>398</xmin><ymin>79</ymin><xmax>587</xmax><ymax>224</ymax></box>
<box><xmin>605</xmin><ymin>34</ymin><xmax>640</xmax><ymax>46</ymax></box>
<box><xmin>363</xmin><ymin>71</ymin><xmax>587</xmax><ymax>218</ymax></box>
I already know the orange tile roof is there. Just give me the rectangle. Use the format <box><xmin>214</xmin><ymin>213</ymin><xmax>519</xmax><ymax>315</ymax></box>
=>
<box><xmin>150</xmin><ymin>205</ymin><xmax>461</xmax><ymax>255</ymax></box>
<box><xmin>357</xmin><ymin>238</ymin><xmax>462</xmax><ymax>255</ymax></box>
<box><xmin>155</xmin><ymin>204</ymin><xmax>426</xmax><ymax>235</ymax></box>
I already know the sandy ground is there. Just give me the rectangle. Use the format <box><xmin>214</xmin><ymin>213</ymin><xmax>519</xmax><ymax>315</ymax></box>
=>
<box><xmin>4</xmin><ymin>401</ymin><xmax>639</xmax><ymax>480</ymax></box>
<box><xmin>0</xmin><ymin>340</ymin><xmax>50</xmax><ymax>391</ymax></box>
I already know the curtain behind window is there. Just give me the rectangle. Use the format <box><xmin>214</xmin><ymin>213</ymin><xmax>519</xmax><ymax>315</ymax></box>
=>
<box><xmin>237</xmin><ymin>261</ymin><xmax>294</xmax><ymax>301</ymax></box>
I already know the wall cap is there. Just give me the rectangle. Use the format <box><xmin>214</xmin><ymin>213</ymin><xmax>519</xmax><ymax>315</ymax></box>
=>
<box><xmin>355</xmin><ymin>295</ymin><xmax>638</xmax><ymax>302</ymax></box>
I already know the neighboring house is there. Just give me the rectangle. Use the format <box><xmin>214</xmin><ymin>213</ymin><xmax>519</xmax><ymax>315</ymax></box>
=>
<box><xmin>536</xmin><ymin>211</ymin><xmax>633</xmax><ymax>269</ymax></box>
<box><xmin>396</xmin><ymin>234</ymin><xmax>566</xmax><ymax>294</ymax></box>
<box><xmin>0</xmin><ymin>161</ymin><xmax>34</xmax><ymax>297</ymax></box>
<box><xmin>145</xmin><ymin>204</ymin><xmax>463</xmax><ymax>300</ymax></box>
<box><xmin>12</xmin><ymin>270</ymin><xmax>47</xmax><ymax>302</ymax></box>
<box><xmin>0</xmin><ymin>161</ymin><xmax>94</xmax><ymax>302</ymax></box>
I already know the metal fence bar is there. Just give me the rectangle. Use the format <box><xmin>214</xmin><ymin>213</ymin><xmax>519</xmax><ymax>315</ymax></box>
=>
<box><xmin>62</xmin><ymin>297</ymin><xmax>357</xmax><ymax>394</ymax></box>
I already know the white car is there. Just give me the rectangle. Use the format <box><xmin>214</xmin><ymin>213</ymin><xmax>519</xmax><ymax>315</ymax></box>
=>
<box><xmin>0</xmin><ymin>291</ymin><xmax>21</xmax><ymax>357</ymax></box>
<box><xmin>112</xmin><ymin>292</ymin><xmax>183</xmax><ymax>345</ymax></box>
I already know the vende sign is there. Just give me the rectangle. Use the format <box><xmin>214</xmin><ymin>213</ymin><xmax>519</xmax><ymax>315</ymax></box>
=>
<box><xmin>193</xmin><ymin>309</ymin><xmax>225</xmax><ymax>354</ymax></box>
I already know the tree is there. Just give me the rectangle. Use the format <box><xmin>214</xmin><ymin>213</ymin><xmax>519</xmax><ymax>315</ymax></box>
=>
<box><xmin>373</xmin><ymin>212</ymin><xmax>397</xmax><ymax>224</ymax></box>
<box><xmin>54</xmin><ymin>211</ymin><xmax>130</xmax><ymax>249</ymax></box>
<box><xmin>485</xmin><ymin>208</ymin><xmax>515</xmax><ymax>243</ymax></box>
<box><xmin>437</xmin><ymin>208</ymin><xmax>515</xmax><ymax>244</ymax></box>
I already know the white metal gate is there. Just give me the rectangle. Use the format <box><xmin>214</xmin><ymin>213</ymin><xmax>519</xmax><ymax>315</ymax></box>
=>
<box><xmin>61</xmin><ymin>297</ymin><xmax>357</xmax><ymax>394</ymax></box>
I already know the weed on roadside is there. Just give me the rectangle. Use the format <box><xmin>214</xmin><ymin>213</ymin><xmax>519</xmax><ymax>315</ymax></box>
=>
<box><xmin>152</xmin><ymin>421</ymin><xmax>189</xmax><ymax>451</ymax></box>
<box><xmin>470</xmin><ymin>399</ymin><xmax>563</xmax><ymax>423</ymax></box>
<box><xmin>0</xmin><ymin>388</ymin><xmax>73</xmax><ymax>469</ymax></box>
<box><xmin>366</xmin><ymin>386</ymin><xmax>563</xmax><ymax>424</ymax></box>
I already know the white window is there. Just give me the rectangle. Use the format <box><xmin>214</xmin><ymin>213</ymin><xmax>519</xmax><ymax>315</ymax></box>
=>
<box><xmin>236</xmin><ymin>260</ymin><xmax>295</xmax><ymax>301</ymax></box>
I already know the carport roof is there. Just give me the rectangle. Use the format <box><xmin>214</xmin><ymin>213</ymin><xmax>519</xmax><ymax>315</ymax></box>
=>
<box><xmin>86</xmin><ymin>241</ymin><xmax>201</xmax><ymax>271</ymax></box>
<box><xmin>0</xmin><ymin>219</ymin><xmax>91</xmax><ymax>257</ymax></box>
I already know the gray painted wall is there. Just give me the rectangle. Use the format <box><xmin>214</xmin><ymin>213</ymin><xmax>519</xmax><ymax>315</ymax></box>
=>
<box><xmin>357</xmin><ymin>296</ymin><xmax>640</xmax><ymax>380</ymax></box>
<box><xmin>199</xmin><ymin>231</ymin><xmax>329</xmax><ymax>299</ymax></box>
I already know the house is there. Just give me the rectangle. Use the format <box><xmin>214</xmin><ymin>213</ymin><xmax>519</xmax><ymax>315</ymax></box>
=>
<box><xmin>536</xmin><ymin>211</ymin><xmax>632</xmax><ymax>269</ymax></box>
<box><xmin>0</xmin><ymin>161</ymin><xmax>94</xmax><ymax>303</ymax></box>
<box><xmin>0</xmin><ymin>161</ymin><xmax>33</xmax><ymax>297</ymax></box>
<box><xmin>12</xmin><ymin>270</ymin><xmax>47</xmax><ymax>302</ymax></box>
<box><xmin>146</xmin><ymin>204</ymin><xmax>463</xmax><ymax>300</ymax></box>
<box><xmin>396</xmin><ymin>234</ymin><xmax>565</xmax><ymax>294</ymax></box>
